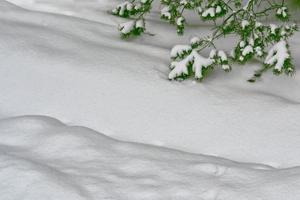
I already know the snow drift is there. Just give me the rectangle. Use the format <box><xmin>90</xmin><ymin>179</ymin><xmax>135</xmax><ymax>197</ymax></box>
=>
<box><xmin>1</xmin><ymin>115</ymin><xmax>300</xmax><ymax>200</ymax></box>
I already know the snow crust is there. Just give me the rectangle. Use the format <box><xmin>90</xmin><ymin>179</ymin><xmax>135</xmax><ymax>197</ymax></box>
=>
<box><xmin>1</xmin><ymin>115</ymin><xmax>300</xmax><ymax>200</ymax></box>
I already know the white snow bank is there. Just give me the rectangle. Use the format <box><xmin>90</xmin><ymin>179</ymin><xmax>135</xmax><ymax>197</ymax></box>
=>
<box><xmin>0</xmin><ymin>0</ymin><xmax>300</xmax><ymax>168</ymax></box>
<box><xmin>1</xmin><ymin>115</ymin><xmax>300</xmax><ymax>200</ymax></box>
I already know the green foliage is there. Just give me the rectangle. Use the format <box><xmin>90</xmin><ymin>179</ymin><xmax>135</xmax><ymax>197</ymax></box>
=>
<box><xmin>112</xmin><ymin>0</ymin><xmax>298</xmax><ymax>82</ymax></box>
<box><xmin>290</xmin><ymin>0</ymin><xmax>300</xmax><ymax>7</ymax></box>
<box><xmin>118</xmin><ymin>19</ymin><xmax>145</xmax><ymax>38</ymax></box>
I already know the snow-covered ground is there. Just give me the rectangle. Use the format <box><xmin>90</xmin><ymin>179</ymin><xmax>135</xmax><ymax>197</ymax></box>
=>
<box><xmin>1</xmin><ymin>115</ymin><xmax>300</xmax><ymax>200</ymax></box>
<box><xmin>0</xmin><ymin>0</ymin><xmax>300</xmax><ymax>199</ymax></box>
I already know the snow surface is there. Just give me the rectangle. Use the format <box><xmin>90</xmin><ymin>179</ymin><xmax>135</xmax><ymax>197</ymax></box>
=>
<box><xmin>0</xmin><ymin>0</ymin><xmax>300</xmax><ymax>198</ymax></box>
<box><xmin>1</xmin><ymin>115</ymin><xmax>300</xmax><ymax>200</ymax></box>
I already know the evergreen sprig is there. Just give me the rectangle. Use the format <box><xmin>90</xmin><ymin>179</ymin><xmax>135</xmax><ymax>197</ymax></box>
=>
<box><xmin>112</xmin><ymin>0</ymin><xmax>298</xmax><ymax>82</ymax></box>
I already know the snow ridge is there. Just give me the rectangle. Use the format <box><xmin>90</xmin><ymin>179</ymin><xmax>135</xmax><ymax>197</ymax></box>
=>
<box><xmin>0</xmin><ymin>115</ymin><xmax>300</xmax><ymax>200</ymax></box>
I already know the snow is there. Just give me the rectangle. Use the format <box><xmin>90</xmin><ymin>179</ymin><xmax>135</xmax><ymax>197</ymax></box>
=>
<box><xmin>270</xmin><ymin>24</ymin><xmax>278</xmax><ymax>34</ymax></box>
<box><xmin>255</xmin><ymin>21</ymin><xmax>262</xmax><ymax>28</ymax></box>
<box><xmin>135</xmin><ymin>19</ymin><xmax>144</xmax><ymax>29</ymax></box>
<box><xmin>170</xmin><ymin>45</ymin><xmax>192</xmax><ymax>58</ymax></box>
<box><xmin>215</xmin><ymin>5</ymin><xmax>222</xmax><ymax>14</ymax></box>
<box><xmin>242</xmin><ymin>45</ymin><xmax>254</xmax><ymax>56</ymax></box>
<box><xmin>202</xmin><ymin>7</ymin><xmax>216</xmax><ymax>18</ymax></box>
<box><xmin>176</xmin><ymin>16</ymin><xmax>184</xmax><ymax>26</ymax></box>
<box><xmin>169</xmin><ymin>54</ymin><xmax>192</xmax><ymax>78</ymax></box>
<box><xmin>1</xmin><ymin>0</ymin><xmax>300</xmax><ymax>166</ymax></box>
<box><xmin>169</xmin><ymin>50</ymin><xmax>214</xmax><ymax>79</ymax></box>
<box><xmin>1</xmin><ymin>115</ymin><xmax>300</xmax><ymax>200</ymax></box>
<box><xmin>191</xmin><ymin>51</ymin><xmax>212</xmax><ymax>79</ymax></box>
<box><xmin>218</xmin><ymin>50</ymin><xmax>228</xmax><ymax>61</ymax></box>
<box><xmin>277</xmin><ymin>7</ymin><xmax>288</xmax><ymax>18</ymax></box>
<box><xmin>222</xmin><ymin>64</ymin><xmax>230</xmax><ymax>70</ymax></box>
<box><xmin>190</xmin><ymin>36</ymin><xmax>201</xmax><ymax>45</ymax></box>
<box><xmin>112</xmin><ymin>1</ymin><xmax>133</xmax><ymax>16</ymax></box>
<box><xmin>241</xmin><ymin>20</ymin><xmax>249</xmax><ymax>29</ymax></box>
<box><xmin>161</xmin><ymin>6</ymin><xmax>171</xmax><ymax>20</ymax></box>
<box><xmin>0</xmin><ymin>0</ymin><xmax>300</xmax><ymax>198</ymax></box>
<box><xmin>265</xmin><ymin>40</ymin><xmax>290</xmax><ymax>72</ymax></box>
<box><xmin>119</xmin><ymin>21</ymin><xmax>135</xmax><ymax>34</ymax></box>
<box><xmin>239</xmin><ymin>41</ymin><xmax>246</xmax><ymax>47</ymax></box>
<box><xmin>255</xmin><ymin>46</ymin><xmax>263</xmax><ymax>57</ymax></box>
